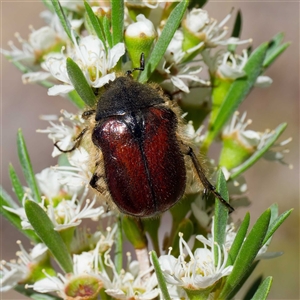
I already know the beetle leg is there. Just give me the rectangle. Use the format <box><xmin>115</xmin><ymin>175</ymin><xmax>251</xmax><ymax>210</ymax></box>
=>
<box><xmin>54</xmin><ymin>127</ymin><xmax>88</xmax><ymax>153</ymax></box>
<box><xmin>89</xmin><ymin>173</ymin><xmax>106</xmax><ymax>194</ymax></box>
<box><xmin>82</xmin><ymin>110</ymin><xmax>96</xmax><ymax>119</ymax></box>
<box><xmin>185</xmin><ymin>146</ymin><xmax>234</xmax><ymax>213</ymax></box>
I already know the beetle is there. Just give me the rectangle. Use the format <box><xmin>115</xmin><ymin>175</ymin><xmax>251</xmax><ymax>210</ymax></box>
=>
<box><xmin>55</xmin><ymin>54</ymin><xmax>234</xmax><ymax>217</ymax></box>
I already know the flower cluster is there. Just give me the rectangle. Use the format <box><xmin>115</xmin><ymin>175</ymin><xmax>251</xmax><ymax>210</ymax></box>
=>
<box><xmin>1</xmin><ymin>1</ymin><xmax>292</xmax><ymax>300</ymax></box>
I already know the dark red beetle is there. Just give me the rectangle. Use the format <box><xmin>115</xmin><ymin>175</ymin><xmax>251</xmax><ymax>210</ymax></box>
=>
<box><xmin>55</xmin><ymin>54</ymin><xmax>234</xmax><ymax>217</ymax></box>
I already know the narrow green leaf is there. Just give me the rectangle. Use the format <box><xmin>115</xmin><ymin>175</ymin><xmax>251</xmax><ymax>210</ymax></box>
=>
<box><xmin>213</xmin><ymin>170</ymin><xmax>229</xmax><ymax>266</ymax></box>
<box><xmin>230</xmin><ymin>123</ymin><xmax>287</xmax><ymax>179</ymax></box>
<box><xmin>227</xmin><ymin>260</ymin><xmax>260</xmax><ymax>299</ymax></box>
<box><xmin>25</xmin><ymin>200</ymin><xmax>73</xmax><ymax>273</ymax></box>
<box><xmin>151</xmin><ymin>251</ymin><xmax>171</xmax><ymax>300</ymax></box>
<box><xmin>214</xmin><ymin>170</ymin><xmax>229</xmax><ymax>247</ymax></box>
<box><xmin>51</xmin><ymin>0</ymin><xmax>73</xmax><ymax>41</ymax></box>
<box><xmin>263</xmin><ymin>208</ymin><xmax>292</xmax><ymax>245</ymax></box>
<box><xmin>251</xmin><ymin>276</ymin><xmax>273</xmax><ymax>300</ymax></box>
<box><xmin>84</xmin><ymin>1</ymin><xmax>107</xmax><ymax>50</ymax></box>
<box><xmin>139</xmin><ymin>0</ymin><xmax>189</xmax><ymax>83</ymax></box>
<box><xmin>263</xmin><ymin>32</ymin><xmax>290</xmax><ymax>68</ymax></box>
<box><xmin>243</xmin><ymin>276</ymin><xmax>263</xmax><ymax>300</ymax></box>
<box><xmin>17</xmin><ymin>129</ymin><xmax>41</xmax><ymax>202</ymax></box>
<box><xmin>9</xmin><ymin>163</ymin><xmax>24</xmax><ymax>203</ymax></box>
<box><xmin>226</xmin><ymin>212</ymin><xmax>250</xmax><ymax>266</ymax></box>
<box><xmin>114</xmin><ymin>217</ymin><xmax>123</xmax><ymax>274</ymax></box>
<box><xmin>122</xmin><ymin>217</ymin><xmax>147</xmax><ymax>249</ymax></box>
<box><xmin>231</xmin><ymin>10</ymin><xmax>242</xmax><ymax>38</ymax></box>
<box><xmin>103</xmin><ymin>16</ymin><xmax>112</xmax><ymax>48</ymax></box>
<box><xmin>0</xmin><ymin>188</ymin><xmax>38</xmax><ymax>242</ymax></box>
<box><xmin>111</xmin><ymin>0</ymin><xmax>124</xmax><ymax>46</ymax></box>
<box><xmin>202</xmin><ymin>42</ymin><xmax>268</xmax><ymax>151</ymax></box>
<box><xmin>67</xmin><ymin>90</ymin><xmax>86</xmax><ymax>109</ymax></box>
<box><xmin>66</xmin><ymin>57</ymin><xmax>96</xmax><ymax>107</ymax></box>
<box><xmin>220</xmin><ymin>209</ymin><xmax>271</xmax><ymax>299</ymax></box>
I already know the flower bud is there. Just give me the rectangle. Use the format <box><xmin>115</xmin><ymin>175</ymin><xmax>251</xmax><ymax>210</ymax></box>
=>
<box><xmin>219</xmin><ymin>113</ymin><xmax>261</xmax><ymax>169</ymax></box>
<box><xmin>125</xmin><ymin>14</ymin><xmax>157</xmax><ymax>69</ymax></box>
<box><xmin>181</xmin><ymin>9</ymin><xmax>209</xmax><ymax>51</ymax></box>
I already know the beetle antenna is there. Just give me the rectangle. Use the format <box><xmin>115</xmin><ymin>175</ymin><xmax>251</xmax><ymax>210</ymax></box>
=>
<box><xmin>186</xmin><ymin>146</ymin><xmax>234</xmax><ymax>213</ymax></box>
<box><xmin>126</xmin><ymin>53</ymin><xmax>145</xmax><ymax>76</ymax></box>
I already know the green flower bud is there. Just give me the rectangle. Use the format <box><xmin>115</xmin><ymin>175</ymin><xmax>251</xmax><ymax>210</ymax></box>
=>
<box><xmin>122</xmin><ymin>216</ymin><xmax>147</xmax><ymax>249</ymax></box>
<box><xmin>219</xmin><ymin>113</ymin><xmax>261</xmax><ymax>170</ymax></box>
<box><xmin>181</xmin><ymin>9</ymin><xmax>209</xmax><ymax>51</ymax></box>
<box><xmin>125</xmin><ymin>14</ymin><xmax>157</xmax><ymax>69</ymax></box>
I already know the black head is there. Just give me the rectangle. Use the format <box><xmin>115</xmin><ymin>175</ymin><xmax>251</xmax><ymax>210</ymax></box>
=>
<box><xmin>95</xmin><ymin>77</ymin><xmax>165</xmax><ymax>121</ymax></box>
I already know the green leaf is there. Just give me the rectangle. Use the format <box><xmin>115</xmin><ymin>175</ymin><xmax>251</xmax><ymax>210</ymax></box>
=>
<box><xmin>228</xmin><ymin>260</ymin><xmax>260</xmax><ymax>299</ymax></box>
<box><xmin>251</xmin><ymin>276</ymin><xmax>273</xmax><ymax>300</ymax></box>
<box><xmin>84</xmin><ymin>1</ymin><xmax>107</xmax><ymax>50</ymax></box>
<box><xmin>9</xmin><ymin>163</ymin><xmax>24</xmax><ymax>203</ymax></box>
<box><xmin>0</xmin><ymin>187</ymin><xmax>38</xmax><ymax>242</ymax></box>
<box><xmin>25</xmin><ymin>200</ymin><xmax>73</xmax><ymax>273</ymax></box>
<box><xmin>231</xmin><ymin>10</ymin><xmax>242</xmax><ymax>38</ymax></box>
<box><xmin>263</xmin><ymin>32</ymin><xmax>290</xmax><ymax>69</ymax></box>
<box><xmin>111</xmin><ymin>0</ymin><xmax>124</xmax><ymax>46</ymax></box>
<box><xmin>139</xmin><ymin>0</ymin><xmax>189</xmax><ymax>83</ymax></box>
<box><xmin>114</xmin><ymin>217</ymin><xmax>123</xmax><ymax>274</ymax></box>
<box><xmin>214</xmin><ymin>170</ymin><xmax>229</xmax><ymax>247</ymax></box>
<box><xmin>122</xmin><ymin>217</ymin><xmax>147</xmax><ymax>249</ymax></box>
<box><xmin>226</xmin><ymin>212</ymin><xmax>250</xmax><ymax>266</ymax></box>
<box><xmin>67</xmin><ymin>90</ymin><xmax>86</xmax><ymax>109</ymax></box>
<box><xmin>103</xmin><ymin>16</ymin><xmax>112</xmax><ymax>48</ymax></box>
<box><xmin>220</xmin><ymin>209</ymin><xmax>271</xmax><ymax>299</ymax></box>
<box><xmin>66</xmin><ymin>57</ymin><xmax>96</xmax><ymax>107</ymax></box>
<box><xmin>243</xmin><ymin>276</ymin><xmax>263</xmax><ymax>300</ymax></box>
<box><xmin>263</xmin><ymin>208</ymin><xmax>292</xmax><ymax>246</ymax></box>
<box><xmin>51</xmin><ymin>0</ymin><xmax>73</xmax><ymax>42</ymax></box>
<box><xmin>230</xmin><ymin>123</ymin><xmax>287</xmax><ymax>179</ymax></box>
<box><xmin>213</xmin><ymin>170</ymin><xmax>229</xmax><ymax>266</ymax></box>
<box><xmin>151</xmin><ymin>251</ymin><xmax>171</xmax><ymax>300</ymax></box>
<box><xmin>202</xmin><ymin>42</ymin><xmax>268</xmax><ymax>152</ymax></box>
<box><xmin>17</xmin><ymin>129</ymin><xmax>41</xmax><ymax>202</ymax></box>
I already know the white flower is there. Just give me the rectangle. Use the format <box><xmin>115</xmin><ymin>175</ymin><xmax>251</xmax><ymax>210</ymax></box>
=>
<box><xmin>100</xmin><ymin>252</ymin><xmax>159</xmax><ymax>300</ymax></box>
<box><xmin>37</xmin><ymin>110</ymin><xmax>84</xmax><ymax>157</ymax></box>
<box><xmin>183</xmin><ymin>8</ymin><xmax>251</xmax><ymax>48</ymax></box>
<box><xmin>44</xmin><ymin>34</ymin><xmax>125</xmax><ymax>96</ymax></box>
<box><xmin>157</xmin><ymin>231</ymin><xmax>233</xmax><ymax>291</ymax></box>
<box><xmin>29</xmin><ymin>243</ymin><xmax>104</xmax><ymax>299</ymax></box>
<box><xmin>223</xmin><ymin>112</ymin><xmax>292</xmax><ymax>168</ymax></box>
<box><xmin>218</xmin><ymin>50</ymin><xmax>248</xmax><ymax>80</ymax></box>
<box><xmin>70</xmin><ymin>225</ymin><xmax>117</xmax><ymax>254</ymax></box>
<box><xmin>0</xmin><ymin>242</ymin><xmax>48</xmax><ymax>292</ymax></box>
<box><xmin>4</xmin><ymin>189</ymin><xmax>104</xmax><ymax>231</ymax></box>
